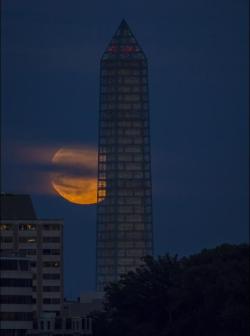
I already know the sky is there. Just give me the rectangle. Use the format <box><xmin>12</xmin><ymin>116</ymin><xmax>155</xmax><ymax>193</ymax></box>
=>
<box><xmin>1</xmin><ymin>0</ymin><xmax>249</xmax><ymax>298</ymax></box>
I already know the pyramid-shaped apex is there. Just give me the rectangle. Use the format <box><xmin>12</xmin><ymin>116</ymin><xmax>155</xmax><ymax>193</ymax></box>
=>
<box><xmin>115</xmin><ymin>19</ymin><xmax>133</xmax><ymax>38</ymax></box>
<box><xmin>103</xmin><ymin>20</ymin><xmax>145</xmax><ymax>59</ymax></box>
<box><xmin>120</xmin><ymin>19</ymin><xmax>129</xmax><ymax>27</ymax></box>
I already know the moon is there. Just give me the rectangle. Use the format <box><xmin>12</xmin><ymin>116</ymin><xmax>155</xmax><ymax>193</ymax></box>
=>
<box><xmin>51</xmin><ymin>147</ymin><xmax>103</xmax><ymax>205</ymax></box>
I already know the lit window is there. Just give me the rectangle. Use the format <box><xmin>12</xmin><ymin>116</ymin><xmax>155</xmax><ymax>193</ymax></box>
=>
<box><xmin>19</xmin><ymin>224</ymin><xmax>36</xmax><ymax>231</ymax></box>
<box><xmin>19</xmin><ymin>237</ymin><xmax>37</xmax><ymax>243</ymax></box>
<box><xmin>0</xmin><ymin>224</ymin><xmax>12</xmax><ymax>231</ymax></box>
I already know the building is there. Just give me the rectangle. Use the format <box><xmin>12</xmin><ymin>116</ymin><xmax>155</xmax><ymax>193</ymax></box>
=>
<box><xmin>27</xmin><ymin>294</ymin><xmax>98</xmax><ymax>336</ymax></box>
<box><xmin>63</xmin><ymin>292</ymin><xmax>104</xmax><ymax>317</ymax></box>
<box><xmin>0</xmin><ymin>254</ymin><xmax>33</xmax><ymax>336</ymax></box>
<box><xmin>28</xmin><ymin>312</ymin><xmax>92</xmax><ymax>336</ymax></box>
<box><xmin>0</xmin><ymin>194</ymin><xmax>64</xmax><ymax>318</ymax></box>
<box><xmin>96</xmin><ymin>20</ymin><xmax>153</xmax><ymax>291</ymax></box>
<box><xmin>28</xmin><ymin>294</ymin><xmax>99</xmax><ymax>336</ymax></box>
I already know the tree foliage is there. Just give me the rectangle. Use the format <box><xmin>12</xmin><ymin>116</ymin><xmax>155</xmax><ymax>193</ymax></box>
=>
<box><xmin>92</xmin><ymin>244</ymin><xmax>249</xmax><ymax>336</ymax></box>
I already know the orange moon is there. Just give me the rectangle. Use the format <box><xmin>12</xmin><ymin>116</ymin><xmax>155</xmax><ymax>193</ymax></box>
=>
<box><xmin>51</xmin><ymin>147</ymin><xmax>101</xmax><ymax>205</ymax></box>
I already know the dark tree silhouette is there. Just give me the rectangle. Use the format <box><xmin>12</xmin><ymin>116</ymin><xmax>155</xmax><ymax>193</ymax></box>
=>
<box><xmin>92</xmin><ymin>244</ymin><xmax>249</xmax><ymax>336</ymax></box>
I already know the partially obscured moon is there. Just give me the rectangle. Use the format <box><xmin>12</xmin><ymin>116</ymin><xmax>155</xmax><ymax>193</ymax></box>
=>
<box><xmin>51</xmin><ymin>147</ymin><xmax>101</xmax><ymax>205</ymax></box>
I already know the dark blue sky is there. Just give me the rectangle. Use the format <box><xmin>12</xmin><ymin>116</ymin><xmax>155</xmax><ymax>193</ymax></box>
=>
<box><xmin>2</xmin><ymin>0</ymin><xmax>249</xmax><ymax>298</ymax></box>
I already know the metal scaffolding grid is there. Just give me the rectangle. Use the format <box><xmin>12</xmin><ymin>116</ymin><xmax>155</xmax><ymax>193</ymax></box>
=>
<box><xmin>96</xmin><ymin>20</ymin><xmax>153</xmax><ymax>291</ymax></box>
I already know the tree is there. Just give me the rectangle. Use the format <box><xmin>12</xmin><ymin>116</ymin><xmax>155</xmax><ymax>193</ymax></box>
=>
<box><xmin>92</xmin><ymin>244</ymin><xmax>249</xmax><ymax>336</ymax></box>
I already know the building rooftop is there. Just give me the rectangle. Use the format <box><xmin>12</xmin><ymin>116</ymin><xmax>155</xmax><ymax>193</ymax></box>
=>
<box><xmin>0</xmin><ymin>193</ymin><xmax>37</xmax><ymax>220</ymax></box>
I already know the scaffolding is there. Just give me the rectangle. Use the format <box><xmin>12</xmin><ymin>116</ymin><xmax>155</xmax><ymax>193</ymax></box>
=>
<box><xmin>96</xmin><ymin>20</ymin><xmax>153</xmax><ymax>291</ymax></box>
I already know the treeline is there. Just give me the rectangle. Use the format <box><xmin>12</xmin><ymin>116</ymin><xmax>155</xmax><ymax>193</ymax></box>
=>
<box><xmin>91</xmin><ymin>244</ymin><xmax>249</xmax><ymax>336</ymax></box>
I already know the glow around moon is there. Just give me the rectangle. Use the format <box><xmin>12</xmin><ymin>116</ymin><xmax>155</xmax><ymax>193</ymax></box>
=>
<box><xmin>51</xmin><ymin>147</ymin><xmax>102</xmax><ymax>205</ymax></box>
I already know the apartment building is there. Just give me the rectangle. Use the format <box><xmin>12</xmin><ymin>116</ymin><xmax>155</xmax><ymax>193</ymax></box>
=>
<box><xmin>0</xmin><ymin>194</ymin><xmax>64</xmax><ymax>318</ymax></box>
<box><xmin>0</xmin><ymin>254</ymin><xmax>33</xmax><ymax>335</ymax></box>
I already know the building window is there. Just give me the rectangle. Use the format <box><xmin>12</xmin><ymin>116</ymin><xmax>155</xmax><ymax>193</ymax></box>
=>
<box><xmin>43</xmin><ymin>249</ymin><xmax>60</xmax><ymax>255</ymax></box>
<box><xmin>0</xmin><ymin>278</ymin><xmax>32</xmax><ymax>287</ymax></box>
<box><xmin>43</xmin><ymin>298</ymin><xmax>60</xmax><ymax>304</ymax></box>
<box><xmin>66</xmin><ymin>318</ymin><xmax>72</xmax><ymax>330</ymax></box>
<box><xmin>43</xmin><ymin>273</ymin><xmax>60</xmax><ymax>280</ymax></box>
<box><xmin>82</xmin><ymin>318</ymin><xmax>86</xmax><ymax>330</ymax></box>
<box><xmin>19</xmin><ymin>237</ymin><xmax>37</xmax><ymax>243</ymax></box>
<box><xmin>54</xmin><ymin>318</ymin><xmax>62</xmax><ymax>329</ymax></box>
<box><xmin>0</xmin><ymin>259</ymin><xmax>18</xmax><ymax>270</ymax></box>
<box><xmin>19</xmin><ymin>223</ymin><xmax>36</xmax><ymax>231</ymax></box>
<box><xmin>0</xmin><ymin>312</ymin><xmax>33</xmax><ymax>321</ymax></box>
<box><xmin>43</xmin><ymin>286</ymin><xmax>60</xmax><ymax>292</ymax></box>
<box><xmin>0</xmin><ymin>224</ymin><xmax>12</xmax><ymax>231</ymax></box>
<box><xmin>19</xmin><ymin>249</ymin><xmax>37</xmax><ymax>256</ymax></box>
<box><xmin>0</xmin><ymin>236</ymin><xmax>13</xmax><ymax>243</ymax></box>
<box><xmin>43</xmin><ymin>237</ymin><xmax>60</xmax><ymax>243</ymax></box>
<box><xmin>43</xmin><ymin>261</ymin><xmax>60</xmax><ymax>268</ymax></box>
<box><xmin>43</xmin><ymin>224</ymin><xmax>61</xmax><ymax>231</ymax></box>
<box><xmin>0</xmin><ymin>295</ymin><xmax>33</xmax><ymax>304</ymax></box>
